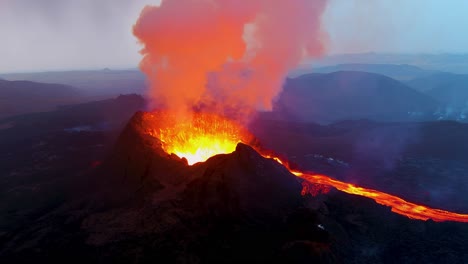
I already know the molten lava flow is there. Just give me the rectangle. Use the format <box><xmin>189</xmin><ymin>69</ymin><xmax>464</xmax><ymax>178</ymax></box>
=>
<box><xmin>144</xmin><ymin>111</ymin><xmax>468</xmax><ymax>222</ymax></box>
<box><xmin>145</xmin><ymin>111</ymin><xmax>253</xmax><ymax>165</ymax></box>
<box><xmin>292</xmin><ymin>172</ymin><xmax>468</xmax><ymax>223</ymax></box>
<box><xmin>259</xmin><ymin>154</ymin><xmax>468</xmax><ymax>222</ymax></box>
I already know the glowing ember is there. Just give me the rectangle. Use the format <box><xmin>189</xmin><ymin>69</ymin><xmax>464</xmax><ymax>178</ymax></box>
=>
<box><xmin>146</xmin><ymin>112</ymin><xmax>253</xmax><ymax>165</ymax></box>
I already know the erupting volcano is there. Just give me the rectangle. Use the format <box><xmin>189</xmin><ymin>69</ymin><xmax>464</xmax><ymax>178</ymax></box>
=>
<box><xmin>138</xmin><ymin>111</ymin><xmax>468</xmax><ymax>223</ymax></box>
<box><xmin>3</xmin><ymin>0</ymin><xmax>468</xmax><ymax>262</ymax></box>
<box><xmin>131</xmin><ymin>0</ymin><xmax>468</xmax><ymax>226</ymax></box>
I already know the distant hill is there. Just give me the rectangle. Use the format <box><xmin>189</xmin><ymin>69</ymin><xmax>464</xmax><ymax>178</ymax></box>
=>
<box><xmin>0</xmin><ymin>69</ymin><xmax>147</xmax><ymax>97</ymax></box>
<box><xmin>0</xmin><ymin>79</ymin><xmax>83</xmax><ymax>119</ymax></box>
<box><xmin>407</xmin><ymin>73</ymin><xmax>468</xmax><ymax>103</ymax></box>
<box><xmin>428</xmin><ymin>80</ymin><xmax>468</xmax><ymax>107</ymax></box>
<box><xmin>0</xmin><ymin>79</ymin><xmax>79</xmax><ymax>98</ymax></box>
<box><xmin>406</xmin><ymin>72</ymin><xmax>468</xmax><ymax>93</ymax></box>
<box><xmin>274</xmin><ymin>71</ymin><xmax>439</xmax><ymax>123</ymax></box>
<box><xmin>406</xmin><ymin>73</ymin><xmax>468</xmax><ymax>121</ymax></box>
<box><xmin>309</xmin><ymin>53</ymin><xmax>468</xmax><ymax>74</ymax></box>
<box><xmin>0</xmin><ymin>94</ymin><xmax>146</xmax><ymax>145</ymax></box>
<box><xmin>308</xmin><ymin>63</ymin><xmax>437</xmax><ymax>81</ymax></box>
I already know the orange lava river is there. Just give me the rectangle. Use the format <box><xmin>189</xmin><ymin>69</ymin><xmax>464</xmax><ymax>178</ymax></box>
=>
<box><xmin>145</xmin><ymin>111</ymin><xmax>468</xmax><ymax>223</ymax></box>
<box><xmin>292</xmin><ymin>171</ymin><xmax>468</xmax><ymax>223</ymax></box>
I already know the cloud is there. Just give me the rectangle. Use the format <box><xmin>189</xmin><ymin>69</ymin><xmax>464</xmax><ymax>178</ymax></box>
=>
<box><xmin>0</xmin><ymin>0</ymin><xmax>160</xmax><ymax>72</ymax></box>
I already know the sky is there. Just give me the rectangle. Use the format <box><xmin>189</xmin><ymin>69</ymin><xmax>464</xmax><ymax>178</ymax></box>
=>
<box><xmin>0</xmin><ymin>0</ymin><xmax>468</xmax><ymax>73</ymax></box>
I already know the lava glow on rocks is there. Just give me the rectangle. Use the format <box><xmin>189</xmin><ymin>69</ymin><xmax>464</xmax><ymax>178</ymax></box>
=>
<box><xmin>146</xmin><ymin>111</ymin><xmax>253</xmax><ymax>165</ymax></box>
<box><xmin>293</xmin><ymin>172</ymin><xmax>468</xmax><ymax>223</ymax></box>
<box><xmin>145</xmin><ymin>111</ymin><xmax>468</xmax><ymax>223</ymax></box>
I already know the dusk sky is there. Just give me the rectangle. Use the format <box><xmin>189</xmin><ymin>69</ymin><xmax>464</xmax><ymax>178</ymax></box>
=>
<box><xmin>1</xmin><ymin>0</ymin><xmax>467</xmax><ymax>73</ymax></box>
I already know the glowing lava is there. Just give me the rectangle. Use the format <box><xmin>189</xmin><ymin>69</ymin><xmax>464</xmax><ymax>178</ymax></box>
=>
<box><xmin>262</xmin><ymin>157</ymin><xmax>468</xmax><ymax>222</ymax></box>
<box><xmin>145</xmin><ymin>111</ymin><xmax>253</xmax><ymax>165</ymax></box>
<box><xmin>144</xmin><ymin>111</ymin><xmax>468</xmax><ymax>222</ymax></box>
<box><xmin>292</xmin><ymin>172</ymin><xmax>468</xmax><ymax>223</ymax></box>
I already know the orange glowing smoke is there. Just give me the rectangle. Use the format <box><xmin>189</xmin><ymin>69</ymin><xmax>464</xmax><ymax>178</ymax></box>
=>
<box><xmin>133</xmin><ymin>0</ymin><xmax>328</xmax><ymax>122</ymax></box>
<box><xmin>132</xmin><ymin>1</ymin><xmax>468</xmax><ymax>223</ymax></box>
<box><xmin>144</xmin><ymin>111</ymin><xmax>253</xmax><ymax>165</ymax></box>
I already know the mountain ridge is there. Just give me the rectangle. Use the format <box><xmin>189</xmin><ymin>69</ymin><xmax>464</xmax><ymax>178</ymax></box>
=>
<box><xmin>275</xmin><ymin>71</ymin><xmax>439</xmax><ymax>123</ymax></box>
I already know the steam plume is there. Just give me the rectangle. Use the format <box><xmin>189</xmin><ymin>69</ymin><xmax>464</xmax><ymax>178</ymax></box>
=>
<box><xmin>133</xmin><ymin>0</ymin><xmax>328</xmax><ymax>121</ymax></box>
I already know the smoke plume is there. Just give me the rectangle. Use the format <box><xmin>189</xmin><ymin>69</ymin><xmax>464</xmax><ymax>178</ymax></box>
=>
<box><xmin>133</xmin><ymin>0</ymin><xmax>328</xmax><ymax>121</ymax></box>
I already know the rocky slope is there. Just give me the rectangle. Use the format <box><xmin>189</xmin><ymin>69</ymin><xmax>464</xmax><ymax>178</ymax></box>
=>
<box><xmin>2</xmin><ymin>112</ymin><xmax>468</xmax><ymax>263</ymax></box>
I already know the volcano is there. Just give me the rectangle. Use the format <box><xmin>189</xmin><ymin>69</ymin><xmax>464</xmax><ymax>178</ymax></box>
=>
<box><xmin>100</xmin><ymin>111</ymin><xmax>468</xmax><ymax>221</ymax></box>
<box><xmin>99</xmin><ymin>111</ymin><xmax>303</xmax><ymax>215</ymax></box>
<box><xmin>85</xmin><ymin>111</ymin><xmax>468</xmax><ymax>262</ymax></box>
<box><xmin>82</xmin><ymin>111</ymin><xmax>333</xmax><ymax>263</ymax></box>
<box><xmin>2</xmin><ymin>111</ymin><xmax>468</xmax><ymax>263</ymax></box>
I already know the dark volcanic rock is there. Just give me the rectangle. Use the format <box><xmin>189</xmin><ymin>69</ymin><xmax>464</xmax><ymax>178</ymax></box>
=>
<box><xmin>96</xmin><ymin>111</ymin><xmax>187</xmax><ymax>201</ymax></box>
<box><xmin>1</xmin><ymin>111</ymin><xmax>333</xmax><ymax>263</ymax></box>
<box><xmin>3</xmin><ymin>112</ymin><xmax>468</xmax><ymax>263</ymax></box>
<box><xmin>98</xmin><ymin>111</ymin><xmax>304</xmax><ymax>215</ymax></box>
<box><xmin>184</xmin><ymin>143</ymin><xmax>303</xmax><ymax>219</ymax></box>
<box><xmin>77</xmin><ymin>111</ymin><xmax>330</xmax><ymax>262</ymax></box>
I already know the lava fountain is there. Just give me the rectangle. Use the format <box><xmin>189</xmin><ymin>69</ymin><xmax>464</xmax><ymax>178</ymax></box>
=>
<box><xmin>145</xmin><ymin>111</ymin><xmax>253</xmax><ymax>165</ymax></box>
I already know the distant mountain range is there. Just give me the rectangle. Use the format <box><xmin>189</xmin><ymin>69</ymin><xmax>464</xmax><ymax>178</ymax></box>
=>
<box><xmin>289</xmin><ymin>61</ymin><xmax>468</xmax><ymax>122</ymax></box>
<box><xmin>274</xmin><ymin>71</ymin><xmax>439</xmax><ymax>123</ymax></box>
<box><xmin>311</xmin><ymin>63</ymin><xmax>437</xmax><ymax>81</ymax></box>
<box><xmin>0</xmin><ymin>69</ymin><xmax>148</xmax><ymax>119</ymax></box>
<box><xmin>309</xmin><ymin>53</ymin><xmax>468</xmax><ymax>74</ymax></box>
<box><xmin>0</xmin><ymin>94</ymin><xmax>145</xmax><ymax>145</ymax></box>
<box><xmin>2</xmin><ymin>66</ymin><xmax>467</xmax><ymax>123</ymax></box>
<box><xmin>0</xmin><ymin>79</ymin><xmax>82</xmax><ymax>119</ymax></box>
<box><xmin>406</xmin><ymin>72</ymin><xmax>468</xmax><ymax>92</ymax></box>
<box><xmin>0</xmin><ymin>79</ymin><xmax>79</xmax><ymax>98</ymax></box>
<box><xmin>406</xmin><ymin>73</ymin><xmax>468</xmax><ymax>120</ymax></box>
<box><xmin>0</xmin><ymin>69</ymin><xmax>147</xmax><ymax>97</ymax></box>
<box><xmin>406</xmin><ymin>73</ymin><xmax>468</xmax><ymax>104</ymax></box>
